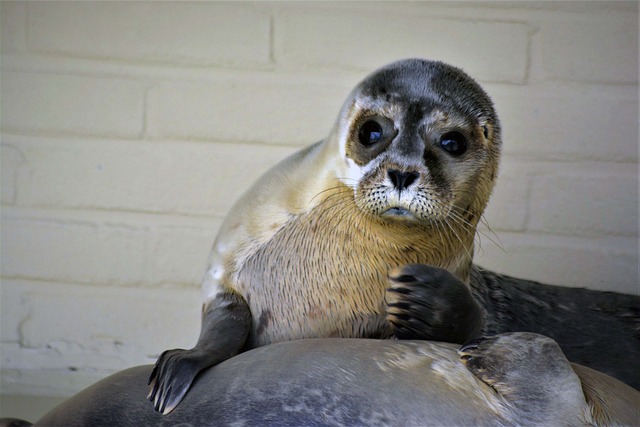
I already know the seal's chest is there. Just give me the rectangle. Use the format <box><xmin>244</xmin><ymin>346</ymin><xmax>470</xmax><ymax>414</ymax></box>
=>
<box><xmin>235</xmin><ymin>199</ymin><xmax>442</xmax><ymax>346</ymax></box>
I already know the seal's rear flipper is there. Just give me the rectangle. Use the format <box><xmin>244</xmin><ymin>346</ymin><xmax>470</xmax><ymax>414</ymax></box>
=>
<box><xmin>459</xmin><ymin>332</ymin><xmax>592</xmax><ymax>426</ymax></box>
<box><xmin>148</xmin><ymin>291</ymin><xmax>251</xmax><ymax>414</ymax></box>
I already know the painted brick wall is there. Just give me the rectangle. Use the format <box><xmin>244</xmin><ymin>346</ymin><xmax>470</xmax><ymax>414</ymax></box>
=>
<box><xmin>1</xmin><ymin>1</ymin><xmax>638</xmax><ymax>397</ymax></box>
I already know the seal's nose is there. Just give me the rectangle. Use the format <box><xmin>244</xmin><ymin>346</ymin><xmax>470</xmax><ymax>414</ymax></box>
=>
<box><xmin>388</xmin><ymin>169</ymin><xmax>418</xmax><ymax>191</ymax></box>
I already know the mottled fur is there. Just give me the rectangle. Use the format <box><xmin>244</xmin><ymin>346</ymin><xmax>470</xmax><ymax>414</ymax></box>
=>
<box><xmin>148</xmin><ymin>59</ymin><xmax>639</xmax><ymax>415</ymax></box>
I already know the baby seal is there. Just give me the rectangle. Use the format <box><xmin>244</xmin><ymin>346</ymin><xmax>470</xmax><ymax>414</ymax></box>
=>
<box><xmin>148</xmin><ymin>58</ymin><xmax>640</xmax><ymax>414</ymax></box>
<box><xmin>148</xmin><ymin>58</ymin><xmax>498</xmax><ymax>414</ymax></box>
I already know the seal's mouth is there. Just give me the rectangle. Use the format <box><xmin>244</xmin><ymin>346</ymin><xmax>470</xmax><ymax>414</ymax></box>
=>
<box><xmin>381</xmin><ymin>207</ymin><xmax>416</xmax><ymax>219</ymax></box>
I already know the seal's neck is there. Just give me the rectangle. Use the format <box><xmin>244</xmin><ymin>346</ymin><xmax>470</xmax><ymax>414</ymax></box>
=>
<box><xmin>309</xmin><ymin>182</ymin><xmax>477</xmax><ymax>283</ymax></box>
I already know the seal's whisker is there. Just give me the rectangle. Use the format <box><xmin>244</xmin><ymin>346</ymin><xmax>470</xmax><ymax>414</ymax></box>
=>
<box><xmin>477</xmin><ymin>215</ymin><xmax>504</xmax><ymax>252</ymax></box>
<box><xmin>308</xmin><ymin>185</ymin><xmax>353</xmax><ymax>206</ymax></box>
<box><xmin>440</xmin><ymin>216</ymin><xmax>474</xmax><ymax>263</ymax></box>
<box><xmin>433</xmin><ymin>219</ymin><xmax>449</xmax><ymax>254</ymax></box>
<box><xmin>447</xmin><ymin>209</ymin><xmax>485</xmax><ymax>251</ymax></box>
<box><xmin>448</xmin><ymin>208</ymin><xmax>503</xmax><ymax>253</ymax></box>
<box><xmin>446</xmin><ymin>210</ymin><xmax>476</xmax><ymax>236</ymax></box>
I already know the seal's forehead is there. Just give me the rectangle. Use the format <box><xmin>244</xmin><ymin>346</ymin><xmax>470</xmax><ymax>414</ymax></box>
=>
<box><xmin>353</xmin><ymin>59</ymin><xmax>495</xmax><ymax>121</ymax></box>
<box><xmin>356</xmin><ymin>59</ymin><xmax>442</xmax><ymax>99</ymax></box>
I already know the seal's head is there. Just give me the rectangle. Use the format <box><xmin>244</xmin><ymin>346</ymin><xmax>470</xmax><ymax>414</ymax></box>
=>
<box><xmin>332</xmin><ymin>58</ymin><xmax>501</xmax><ymax>228</ymax></box>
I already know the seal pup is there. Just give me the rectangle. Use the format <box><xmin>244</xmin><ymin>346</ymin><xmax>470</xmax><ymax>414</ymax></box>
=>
<box><xmin>30</xmin><ymin>333</ymin><xmax>640</xmax><ymax>426</ymax></box>
<box><xmin>149</xmin><ymin>59</ymin><xmax>640</xmax><ymax>414</ymax></box>
<box><xmin>149</xmin><ymin>58</ymin><xmax>499</xmax><ymax>414</ymax></box>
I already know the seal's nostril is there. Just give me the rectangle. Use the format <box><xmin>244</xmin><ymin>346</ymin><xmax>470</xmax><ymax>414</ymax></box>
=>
<box><xmin>404</xmin><ymin>172</ymin><xmax>418</xmax><ymax>188</ymax></box>
<box><xmin>388</xmin><ymin>169</ymin><xmax>419</xmax><ymax>190</ymax></box>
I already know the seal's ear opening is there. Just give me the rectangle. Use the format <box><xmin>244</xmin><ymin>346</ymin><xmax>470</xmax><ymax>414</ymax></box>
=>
<box><xmin>479</xmin><ymin>122</ymin><xmax>495</xmax><ymax>147</ymax></box>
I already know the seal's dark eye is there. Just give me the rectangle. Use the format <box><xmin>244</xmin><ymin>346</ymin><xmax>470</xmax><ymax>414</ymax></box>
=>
<box><xmin>440</xmin><ymin>131</ymin><xmax>468</xmax><ymax>156</ymax></box>
<box><xmin>358</xmin><ymin>120</ymin><xmax>383</xmax><ymax>146</ymax></box>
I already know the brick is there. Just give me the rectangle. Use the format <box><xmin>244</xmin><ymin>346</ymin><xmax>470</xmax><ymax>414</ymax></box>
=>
<box><xmin>1</xmin><ymin>144</ymin><xmax>25</xmax><ymax>205</ymax></box>
<box><xmin>0</xmin><ymin>72</ymin><xmax>144</xmax><ymax>138</ymax></box>
<box><xmin>1</xmin><ymin>365</ymin><xmax>109</xmax><ymax>397</ymax></box>
<box><xmin>6</xmin><ymin>136</ymin><xmax>296</xmax><ymax>216</ymax></box>
<box><xmin>1</xmin><ymin>215</ymin><xmax>149</xmax><ymax>285</ymax></box>
<box><xmin>150</xmin><ymin>225</ymin><xmax>219</xmax><ymax>285</ymax></box>
<box><xmin>147</xmin><ymin>79</ymin><xmax>348</xmax><ymax>145</ymax></box>
<box><xmin>538</xmin><ymin>13</ymin><xmax>638</xmax><ymax>84</ymax></box>
<box><xmin>488</xmin><ymin>84</ymin><xmax>637</xmax><ymax>162</ymax></box>
<box><xmin>481</xmin><ymin>163</ymin><xmax>530</xmax><ymax>233</ymax></box>
<box><xmin>0</xmin><ymin>281</ymin><xmax>29</xmax><ymax>343</ymax></box>
<box><xmin>1</xmin><ymin>281</ymin><xmax>201</xmax><ymax>394</ymax></box>
<box><xmin>528</xmin><ymin>172</ymin><xmax>638</xmax><ymax>237</ymax></box>
<box><xmin>1</xmin><ymin>208</ymin><xmax>222</xmax><ymax>287</ymax></box>
<box><xmin>27</xmin><ymin>2</ymin><xmax>272</xmax><ymax>67</ymax></box>
<box><xmin>474</xmin><ymin>233</ymin><xmax>638</xmax><ymax>294</ymax></box>
<box><xmin>1</xmin><ymin>1</ymin><xmax>27</xmax><ymax>53</ymax></box>
<box><xmin>276</xmin><ymin>7</ymin><xmax>530</xmax><ymax>83</ymax></box>
<box><xmin>10</xmin><ymin>281</ymin><xmax>200</xmax><ymax>356</ymax></box>
<box><xmin>502</xmin><ymin>2</ymin><xmax>637</xmax><ymax>12</ymax></box>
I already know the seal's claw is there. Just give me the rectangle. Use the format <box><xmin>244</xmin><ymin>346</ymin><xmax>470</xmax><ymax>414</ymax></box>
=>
<box><xmin>458</xmin><ymin>336</ymin><xmax>497</xmax><ymax>378</ymax></box>
<box><xmin>386</xmin><ymin>264</ymin><xmax>483</xmax><ymax>343</ymax></box>
<box><xmin>146</xmin><ymin>378</ymin><xmax>156</xmax><ymax>400</ymax></box>
<box><xmin>459</xmin><ymin>337</ymin><xmax>484</xmax><ymax>353</ymax></box>
<box><xmin>147</xmin><ymin>363</ymin><xmax>159</xmax><ymax>386</ymax></box>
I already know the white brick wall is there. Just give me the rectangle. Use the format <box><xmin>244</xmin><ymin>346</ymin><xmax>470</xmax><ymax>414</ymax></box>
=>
<box><xmin>1</xmin><ymin>1</ymin><xmax>638</xmax><ymax>399</ymax></box>
<box><xmin>1</xmin><ymin>71</ymin><xmax>145</xmax><ymax>138</ymax></box>
<box><xmin>275</xmin><ymin>5</ymin><xmax>531</xmax><ymax>83</ymax></box>
<box><xmin>147</xmin><ymin>79</ymin><xmax>346</xmax><ymax>144</ymax></box>
<box><xmin>28</xmin><ymin>2</ymin><xmax>273</xmax><ymax>68</ymax></box>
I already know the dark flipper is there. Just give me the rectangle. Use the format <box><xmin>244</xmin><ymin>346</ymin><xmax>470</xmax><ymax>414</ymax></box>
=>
<box><xmin>459</xmin><ymin>332</ymin><xmax>590</xmax><ymax>425</ymax></box>
<box><xmin>386</xmin><ymin>264</ymin><xmax>483</xmax><ymax>343</ymax></box>
<box><xmin>147</xmin><ymin>291</ymin><xmax>251</xmax><ymax>414</ymax></box>
<box><xmin>471</xmin><ymin>266</ymin><xmax>640</xmax><ymax>389</ymax></box>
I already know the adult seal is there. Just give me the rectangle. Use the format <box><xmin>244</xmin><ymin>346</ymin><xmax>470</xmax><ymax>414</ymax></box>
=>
<box><xmin>25</xmin><ymin>333</ymin><xmax>640</xmax><ymax>426</ymax></box>
<box><xmin>148</xmin><ymin>59</ymin><xmax>640</xmax><ymax>414</ymax></box>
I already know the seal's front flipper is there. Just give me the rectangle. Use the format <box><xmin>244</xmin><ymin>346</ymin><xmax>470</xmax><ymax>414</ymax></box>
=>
<box><xmin>148</xmin><ymin>291</ymin><xmax>251</xmax><ymax>414</ymax></box>
<box><xmin>147</xmin><ymin>347</ymin><xmax>211</xmax><ymax>414</ymax></box>
<box><xmin>459</xmin><ymin>333</ymin><xmax>592</xmax><ymax>425</ymax></box>
<box><xmin>386</xmin><ymin>264</ymin><xmax>483</xmax><ymax>343</ymax></box>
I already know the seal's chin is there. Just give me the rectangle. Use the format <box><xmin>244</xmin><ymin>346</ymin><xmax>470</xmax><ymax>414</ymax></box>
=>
<box><xmin>381</xmin><ymin>207</ymin><xmax>417</xmax><ymax>220</ymax></box>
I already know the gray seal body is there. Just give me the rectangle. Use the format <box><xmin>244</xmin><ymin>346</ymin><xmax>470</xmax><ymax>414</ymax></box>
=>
<box><xmin>32</xmin><ymin>334</ymin><xmax>640</xmax><ymax>427</ymax></box>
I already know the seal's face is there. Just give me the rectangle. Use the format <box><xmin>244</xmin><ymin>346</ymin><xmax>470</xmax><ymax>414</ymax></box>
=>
<box><xmin>335</xmin><ymin>59</ymin><xmax>501</xmax><ymax>225</ymax></box>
